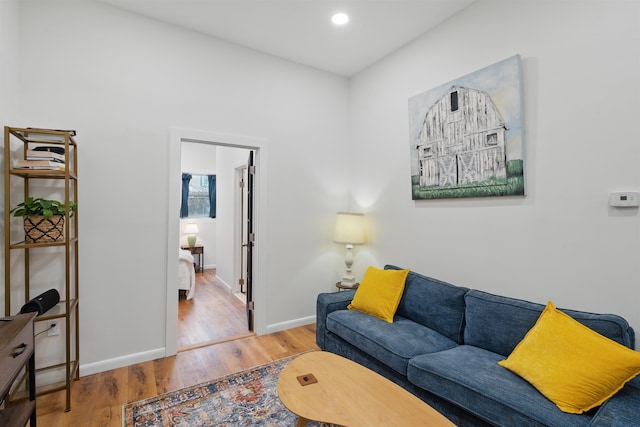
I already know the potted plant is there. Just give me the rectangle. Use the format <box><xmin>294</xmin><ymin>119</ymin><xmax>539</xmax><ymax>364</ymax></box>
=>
<box><xmin>10</xmin><ymin>197</ymin><xmax>77</xmax><ymax>243</ymax></box>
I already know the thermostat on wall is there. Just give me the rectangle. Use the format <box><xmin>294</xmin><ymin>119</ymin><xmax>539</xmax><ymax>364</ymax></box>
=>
<box><xmin>609</xmin><ymin>192</ymin><xmax>640</xmax><ymax>207</ymax></box>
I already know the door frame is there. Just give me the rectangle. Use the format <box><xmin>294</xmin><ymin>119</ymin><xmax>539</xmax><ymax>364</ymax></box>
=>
<box><xmin>165</xmin><ymin>127</ymin><xmax>269</xmax><ymax>357</ymax></box>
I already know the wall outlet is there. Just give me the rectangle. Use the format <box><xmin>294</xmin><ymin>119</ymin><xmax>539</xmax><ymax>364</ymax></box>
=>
<box><xmin>47</xmin><ymin>321</ymin><xmax>60</xmax><ymax>336</ymax></box>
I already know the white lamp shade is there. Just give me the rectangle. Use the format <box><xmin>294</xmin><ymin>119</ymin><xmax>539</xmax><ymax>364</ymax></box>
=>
<box><xmin>333</xmin><ymin>212</ymin><xmax>365</xmax><ymax>245</ymax></box>
<box><xmin>184</xmin><ymin>223</ymin><xmax>199</xmax><ymax>234</ymax></box>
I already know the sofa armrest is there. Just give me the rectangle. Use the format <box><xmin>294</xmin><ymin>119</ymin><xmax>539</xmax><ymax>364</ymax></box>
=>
<box><xmin>316</xmin><ymin>290</ymin><xmax>356</xmax><ymax>349</ymax></box>
<box><xmin>589</xmin><ymin>377</ymin><xmax>640</xmax><ymax>426</ymax></box>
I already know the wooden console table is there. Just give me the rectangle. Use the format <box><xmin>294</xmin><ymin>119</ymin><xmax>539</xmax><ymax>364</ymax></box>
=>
<box><xmin>0</xmin><ymin>312</ymin><xmax>37</xmax><ymax>427</ymax></box>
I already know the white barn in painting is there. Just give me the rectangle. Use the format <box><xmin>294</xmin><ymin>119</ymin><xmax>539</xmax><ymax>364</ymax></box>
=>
<box><xmin>416</xmin><ymin>85</ymin><xmax>507</xmax><ymax>187</ymax></box>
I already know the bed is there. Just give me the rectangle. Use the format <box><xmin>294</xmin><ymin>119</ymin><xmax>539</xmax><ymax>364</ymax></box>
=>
<box><xmin>179</xmin><ymin>248</ymin><xmax>196</xmax><ymax>300</ymax></box>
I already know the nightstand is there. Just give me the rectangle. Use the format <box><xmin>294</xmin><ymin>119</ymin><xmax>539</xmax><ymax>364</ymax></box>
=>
<box><xmin>181</xmin><ymin>244</ymin><xmax>204</xmax><ymax>273</ymax></box>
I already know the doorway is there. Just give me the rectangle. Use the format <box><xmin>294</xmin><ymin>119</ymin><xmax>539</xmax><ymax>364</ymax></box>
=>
<box><xmin>165</xmin><ymin>127</ymin><xmax>269</xmax><ymax>357</ymax></box>
<box><xmin>177</xmin><ymin>146</ymin><xmax>254</xmax><ymax>351</ymax></box>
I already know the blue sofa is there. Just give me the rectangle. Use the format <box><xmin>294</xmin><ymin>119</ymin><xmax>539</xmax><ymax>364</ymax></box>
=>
<box><xmin>316</xmin><ymin>265</ymin><xmax>640</xmax><ymax>426</ymax></box>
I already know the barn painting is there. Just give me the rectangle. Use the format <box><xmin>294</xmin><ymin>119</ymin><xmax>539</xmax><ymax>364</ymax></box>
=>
<box><xmin>409</xmin><ymin>55</ymin><xmax>525</xmax><ymax>200</ymax></box>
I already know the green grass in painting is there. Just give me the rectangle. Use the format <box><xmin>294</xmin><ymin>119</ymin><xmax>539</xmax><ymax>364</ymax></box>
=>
<box><xmin>507</xmin><ymin>159</ymin><xmax>524</xmax><ymax>177</ymax></box>
<box><xmin>412</xmin><ymin>159</ymin><xmax>525</xmax><ymax>200</ymax></box>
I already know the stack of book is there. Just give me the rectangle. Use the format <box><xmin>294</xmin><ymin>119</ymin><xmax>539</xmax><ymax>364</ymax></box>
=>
<box><xmin>17</xmin><ymin>147</ymin><xmax>66</xmax><ymax>170</ymax></box>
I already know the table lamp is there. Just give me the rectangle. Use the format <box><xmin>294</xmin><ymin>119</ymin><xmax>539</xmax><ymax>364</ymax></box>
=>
<box><xmin>184</xmin><ymin>223</ymin><xmax>199</xmax><ymax>247</ymax></box>
<box><xmin>333</xmin><ymin>212</ymin><xmax>365</xmax><ymax>288</ymax></box>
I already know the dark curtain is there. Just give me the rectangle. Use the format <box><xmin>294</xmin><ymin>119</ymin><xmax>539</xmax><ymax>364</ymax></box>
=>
<box><xmin>180</xmin><ymin>173</ymin><xmax>192</xmax><ymax>218</ymax></box>
<box><xmin>208</xmin><ymin>175</ymin><xmax>217</xmax><ymax>218</ymax></box>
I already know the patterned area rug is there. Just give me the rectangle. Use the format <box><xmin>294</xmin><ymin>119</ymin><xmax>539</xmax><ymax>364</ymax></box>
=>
<box><xmin>123</xmin><ymin>354</ymin><xmax>329</xmax><ymax>426</ymax></box>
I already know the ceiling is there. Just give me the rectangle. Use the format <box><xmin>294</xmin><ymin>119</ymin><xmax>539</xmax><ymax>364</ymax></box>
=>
<box><xmin>98</xmin><ymin>0</ymin><xmax>475</xmax><ymax>77</ymax></box>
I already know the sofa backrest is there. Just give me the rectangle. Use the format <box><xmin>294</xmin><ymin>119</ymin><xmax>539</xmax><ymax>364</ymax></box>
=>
<box><xmin>463</xmin><ymin>289</ymin><xmax>636</xmax><ymax>356</ymax></box>
<box><xmin>386</xmin><ymin>265</ymin><xmax>469</xmax><ymax>344</ymax></box>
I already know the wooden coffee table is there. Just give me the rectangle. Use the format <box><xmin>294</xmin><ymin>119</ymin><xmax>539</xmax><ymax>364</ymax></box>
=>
<box><xmin>277</xmin><ymin>351</ymin><xmax>455</xmax><ymax>427</ymax></box>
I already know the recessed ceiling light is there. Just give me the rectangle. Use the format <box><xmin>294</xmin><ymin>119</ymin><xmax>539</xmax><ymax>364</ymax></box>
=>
<box><xmin>331</xmin><ymin>12</ymin><xmax>349</xmax><ymax>26</ymax></box>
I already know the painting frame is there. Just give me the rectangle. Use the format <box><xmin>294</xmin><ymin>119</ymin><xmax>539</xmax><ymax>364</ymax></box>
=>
<box><xmin>408</xmin><ymin>54</ymin><xmax>525</xmax><ymax>200</ymax></box>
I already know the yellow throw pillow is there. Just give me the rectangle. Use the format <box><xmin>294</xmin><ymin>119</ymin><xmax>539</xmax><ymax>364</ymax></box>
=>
<box><xmin>498</xmin><ymin>301</ymin><xmax>640</xmax><ymax>414</ymax></box>
<box><xmin>347</xmin><ymin>266</ymin><xmax>409</xmax><ymax>323</ymax></box>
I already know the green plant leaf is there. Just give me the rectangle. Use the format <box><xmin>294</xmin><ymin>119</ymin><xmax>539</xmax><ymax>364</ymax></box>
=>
<box><xmin>11</xmin><ymin>197</ymin><xmax>77</xmax><ymax>219</ymax></box>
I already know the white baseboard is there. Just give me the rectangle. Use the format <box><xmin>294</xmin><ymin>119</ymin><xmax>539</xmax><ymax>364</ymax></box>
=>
<box><xmin>79</xmin><ymin>316</ymin><xmax>315</xmax><ymax>376</ymax></box>
<box><xmin>216</xmin><ymin>276</ymin><xmax>232</xmax><ymax>291</ymax></box>
<box><xmin>80</xmin><ymin>347</ymin><xmax>166</xmax><ymax>377</ymax></box>
<box><xmin>266</xmin><ymin>315</ymin><xmax>315</xmax><ymax>334</ymax></box>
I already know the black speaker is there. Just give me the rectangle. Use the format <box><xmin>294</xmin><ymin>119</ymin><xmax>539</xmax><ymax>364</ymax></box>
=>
<box><xmin>20</xmin><ymin>289</ymin><xmax>60</xmax><ymax>316</ymax></box>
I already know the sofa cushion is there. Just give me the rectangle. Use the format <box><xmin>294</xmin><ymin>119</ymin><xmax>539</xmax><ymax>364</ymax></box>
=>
<box><xmin>385</xmin><ymin>265</ymin><xmax>468</xmax><ymax>343</ymax></box>
<box><xmin>326</xmin><ymin>309</ymin><xmax>458</xmax><ymax>376</ymax></box>
<box><xmin>348</xmin><ymin>266</ymin><xmax>409</xmax><ymax>323</ymax></box>
<box><xmin>498</xmin><ymin>301</ymin><xmax>640</xmax><ymax>414</ymax></box>
<box><xmin>408</xmin><ymin>345</ymin><xmax>592</xmax><ymax>427</ymax></box>
<box><xmin>590</xmin><ymin>377</ymin><xmax>640</xmax><ymax>426</ymax></box>
<box><xmin>464</xmin><ymin>290</ymin><xmax>635</xmax><ymax>356</ymax></box>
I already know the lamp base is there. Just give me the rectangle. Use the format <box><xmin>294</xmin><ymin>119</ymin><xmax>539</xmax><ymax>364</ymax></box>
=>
<box><xmin>187</xmin><ymin>235</ymin><xmax>197</xmax><ymax>247</ymax></box>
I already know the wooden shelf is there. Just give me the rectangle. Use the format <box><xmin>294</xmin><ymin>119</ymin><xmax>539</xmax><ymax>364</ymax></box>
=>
<box><xmin>9</xmin><ymin>237</ymin><xmax>78</xmax><ymax>250</ymax></box>
<box><xmin>8</xmin><ymin>127</ymin><xmax>77</xmax><ymax>145</ymax></box>
<box><xmin>9</xmin><ymin>168</ymin><xmax>78</xmax><ymax>180</ymax></box>
<box><xmin>32</xmin><ymin>299</ymin><xmax>79</xmax><ymax>322</ymax></box>
<box><xmin>0</xmin><ymin>401</ymin><xmax>36</xmax><ymax>426</ymax></box>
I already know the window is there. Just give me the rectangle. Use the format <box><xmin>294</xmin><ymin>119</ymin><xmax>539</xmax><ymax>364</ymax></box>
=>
<box><xmin>181</xmin><ymin>173</ymin><xmax>216</xmax><ymax>218</ymax></box>
<box><xmin>187</xmin><ymin>175</ymin><xmax>210</xmax><ymax>216</ymax></box>
<box><xmin>450</xmin><ymin>91</ymin><xmax>459</xmax><ymax>112</ymax></box>
<box><xmin>486</xmin><ymin>133</ymin><xmax>498</xmax><ymax>146</ymax></box>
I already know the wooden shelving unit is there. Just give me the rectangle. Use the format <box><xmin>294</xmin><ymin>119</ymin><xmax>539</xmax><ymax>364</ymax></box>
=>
<box><xmin>3</xmin><ymin>126</ymin><xmax>79</xmax><ymax>412</ymax></box>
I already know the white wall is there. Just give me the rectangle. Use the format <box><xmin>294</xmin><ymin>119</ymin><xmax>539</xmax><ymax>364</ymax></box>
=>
<box><xmin>180</xmin><ymin>141</ymin><xmax>217</xmax><ymax>267</ymax></box>
<box><xmin>6</xmin><ymin>0</ymin><xmax>349</xmax><ymax>373</ymax></box>
<box><xmin>349</xmin><ymin>0</ymin><xmax>640</xmax><ymax>347</ymax></box>
<box><xmin>0</xmin><ymin>0</ymin><xmax>18</xmax><ymax>317</ymax></box>
<box><xmin>6</xmin><ymin>0</ymin><xmax>638</xmax><ymax>375</ymax></box>
<box><xmin>215</xmin><ymin>145</ymin><xmax>252</xmax><ymax>290</ymax></box>
<box><xmin>0</xmin><ymin>0</ymin><xmax>19</xmax><ymax>246</ymax></box>
<box><xmin>0</xmin><ymin>0</ymin><xmax>18</xmax><ymax>126</ymax></box>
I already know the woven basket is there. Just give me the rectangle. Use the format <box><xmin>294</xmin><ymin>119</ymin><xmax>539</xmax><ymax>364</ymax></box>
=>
<box><xmin>24</xmin><ymin>214</ymin><xmax>64</xmax><ymax>243</ymax></box>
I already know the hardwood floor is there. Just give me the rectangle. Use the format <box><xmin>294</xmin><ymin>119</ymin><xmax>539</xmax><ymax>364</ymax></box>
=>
<box><xmin>36</xmin><ymin>268</ymin><xmax>319</xmax><ymax>426</ymax></box>
<box><xmin>178</xmin><ymin>269</ymin><xmax>249</xmax><ymax>349</ymax></box>
<box><xmin>36</xmin><ymin>324</ymin><xmax>320</xmax><ymax>426</ymax></box>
